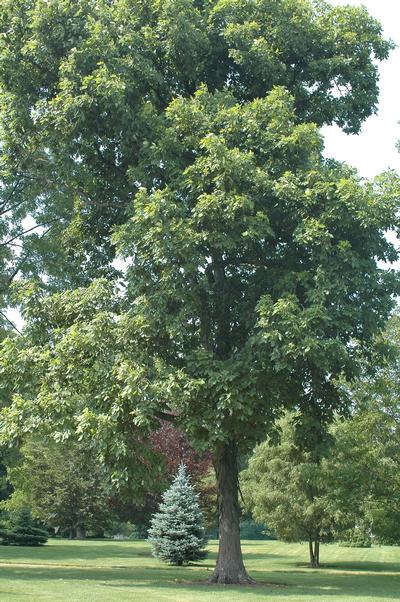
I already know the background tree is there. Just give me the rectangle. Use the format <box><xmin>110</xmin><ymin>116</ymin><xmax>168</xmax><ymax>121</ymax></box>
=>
<box><xmin>151</xmin><ymin>422</ymin><xmax>212</xmax><ymax>483</ymax></box>
<box><xmin>327</xmin><ymin>413</ymin><xmax>400</xmax><ymax>546</ymax></box>
<box><xmin>151</xmin><ymin>422</ymin><xmax>216</xmax><ymax>528</ymax></box>
<box><xmin>241</xmin><ymin>414</ymin><xmax>333</xmax><ymax>568</ymax></box>
<box><xmin>0</xmin><ymin>279</ymin><xmax>167</xmax><ymax>503</ymax></box>
<box><xmin>5</xmin><ymin>436</ymin><xmax>115</xmax><ymax>539</ymax></box>
<box><xmin>326</xmin><ymin>318</ymin><xmax>400</xmax><ymax>545</ymax></box>
<box><xmin>109</xmin><ymin>423</ymin><xmax>214</xmax><ymax>537</ymax></box>
<box><xmin>148</xmin><ymin>464</ymin><xmax>207</xmax><ymax>565</ymax></box>
<box><xmin>242</xmin><ymin>318</ymin><xmax>400</xmax><ymax>558</ymax></box>
<box><xmin>0</xmin><ymin>0</ymin><xmax>398</xmax><ymax>585</ymax></box>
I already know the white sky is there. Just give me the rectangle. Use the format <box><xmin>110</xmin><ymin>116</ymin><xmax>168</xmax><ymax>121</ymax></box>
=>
<box><xmin>322</xmin><ymin>0</ymin><xmax>400</xmax><ymax>177</ymax></box>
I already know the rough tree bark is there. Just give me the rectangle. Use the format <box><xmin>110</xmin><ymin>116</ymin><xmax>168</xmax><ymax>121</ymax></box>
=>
<box><xmin>208</xmin><ymin>440</ymin><xmax>254</xmax><ymax>584</ymax></box>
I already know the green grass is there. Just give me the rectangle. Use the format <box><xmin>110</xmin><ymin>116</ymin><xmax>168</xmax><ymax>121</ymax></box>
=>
<box><xmin>0</xmin><ymin>539</ymin><xmax>399</xmax><ymax>601</ymax></box>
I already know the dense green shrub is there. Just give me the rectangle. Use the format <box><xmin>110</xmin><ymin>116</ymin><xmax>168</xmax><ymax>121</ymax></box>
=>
<box><xmin>239</xmin><ymin>518</ymin><xmax>275</xmax><ymax>540</ymax></box>
<box><xmin>339</xmin><ymin>527</ymin><xmax>372</xmax><ymax>548</ymax></box>
<box><xmin>0</xmin><ymin>525</ymin><xmax>48</xmax><ymax>546</ymax></box>
<box><xmin>0</xmin><ymin>508</ymin><xmax>48</xmax><ymax>546</ymax></box>
<box><xmin>129</xmin><ymin>524</ymin><xmax>148</xmax><ymax>540</ymax></box>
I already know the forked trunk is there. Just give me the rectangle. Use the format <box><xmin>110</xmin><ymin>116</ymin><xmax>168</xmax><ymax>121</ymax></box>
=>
<box><xmin>208</xmin><ymin>440</ymin><xmax>254</xmax><ymax>584</ymax></box>
<box><xmin>309</xmin><ymin>539</ymin><xmax>320</xmax><ymax>568</ymax></box>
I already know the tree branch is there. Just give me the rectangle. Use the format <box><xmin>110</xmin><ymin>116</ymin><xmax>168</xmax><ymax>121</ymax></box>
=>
<box><xmin>155</xmin><ymin>411</ymin><xmax>177</xmax><ymax>424</ymax></box>
<box><xmin>7</xmin><ymin>224</ymin><xmax>55</xmax><ymax>285</ymax></box>
<box><xmin>0</xmin><ymin>220</ymin><xmax>57</xmax><ymax>249</ymax></box>
<box><xmin>0</xmin><ymin>309</ymin><xmax>22</xmax><ymax>335</ymax></box>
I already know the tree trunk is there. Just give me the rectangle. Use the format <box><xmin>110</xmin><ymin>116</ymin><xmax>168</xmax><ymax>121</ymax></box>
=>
<box><xmin>76</xmin><ymin>525</ymin><xmax>86</xmax><ymax>540</ymax></box>
<box><xmin>69</xmin><ymin>527</ymin><xmax>76</xmax><ymax>540</ymax></box>
<box><xmin>208</xmin><ymin>440</ymin><xmax>254</xmax><ymax>584</ymax></box>
<box><xmin>308</xmin><ymin>539</ymin><xmax>320</xmax><ymax>568</ymax></box>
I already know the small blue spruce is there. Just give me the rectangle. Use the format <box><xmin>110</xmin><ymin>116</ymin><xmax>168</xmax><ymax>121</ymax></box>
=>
<box><xmin>148</xmin><ymin>464</ymin><xmax>207</xmax><ymax>565</ymax></box>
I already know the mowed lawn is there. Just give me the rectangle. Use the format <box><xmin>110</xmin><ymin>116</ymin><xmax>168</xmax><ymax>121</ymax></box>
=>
<box><xmin>0</xmin><ymin>539</ymin><xmax>399</xmax><ymax>602</ymax></box>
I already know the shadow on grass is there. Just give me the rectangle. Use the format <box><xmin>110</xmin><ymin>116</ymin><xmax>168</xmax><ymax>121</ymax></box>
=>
<box><xmin>241</xmin><ymin>553</ymin><xmax>294</xmax><ymax>561</ymax></box>
<box><xmin>0</xmin><ymin>542</ymin><xmax>152</xmax><ymax>562</ymax></box>
<box><xmin>0</xmin><ymin>564</ymin><xmax>399</xmax><ymax>599</ymax></box>
<box><xmin>324</xmin><ymin>561</ymin><xmax>400</xmax><ymax>574</ymax></box>
<box><xmin>1</xmin><ymin>541</ymin><xmax>399</xmax><ymax>600</ymax></box>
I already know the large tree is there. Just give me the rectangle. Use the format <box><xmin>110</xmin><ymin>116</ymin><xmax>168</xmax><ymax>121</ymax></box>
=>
<box><xmin>2</xmin><ymin>87</ymin><xmax>399</xmax><ymax>582</ymax></box>
<box><xmin>0</xmin><ymin>0</ymin><xmax>398</xmax><ymax>584</ymax></box>
<box><xmin>112</xmin><ymin>87</ymin><xmax>399</xmax><ymax>581</ymax></box>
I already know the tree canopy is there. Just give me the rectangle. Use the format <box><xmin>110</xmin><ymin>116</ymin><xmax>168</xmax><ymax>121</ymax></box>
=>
<box><xmin>0</xmin><ymin>0</ymin><xmax>393</xmax><ymax>286</ymax></box>
<box><xmin>114</xmin><ymin>86</ymin><xmax>399</xmax><ymax>449</ymax></box>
